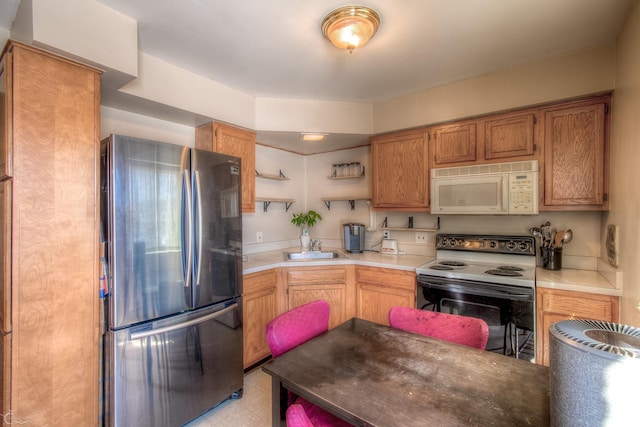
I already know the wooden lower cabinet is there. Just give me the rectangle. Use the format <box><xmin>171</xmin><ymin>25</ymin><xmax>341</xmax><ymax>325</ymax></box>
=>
<box><xmin>536</xmin><ymin>287</ymin><xmax>619</xmax><ymax>366</ymax></box>
<box><xmin>356</xmin><ymin>266</ymin><xmax>416</xmax><ymax>326</ymax></box>
<box><xmin>242</xmin><ymin>265</ymin><xmax>419</xmax><ymax>365</ymax></box>
<box><xmin>284</xmin><ymin>265</ymin><xmax>356</xmax><ymax>330</ymax></box>
<box><xmin>243</xmin><ymin>269</ymin><xmax>281</xmax><ymax>368</ymax></box>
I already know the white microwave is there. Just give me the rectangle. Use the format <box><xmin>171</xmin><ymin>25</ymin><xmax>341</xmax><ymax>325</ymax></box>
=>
<box><xmin>430</xmin><ymin>160</ymin><xmax>539</xmax><ymax>215</ymax></box>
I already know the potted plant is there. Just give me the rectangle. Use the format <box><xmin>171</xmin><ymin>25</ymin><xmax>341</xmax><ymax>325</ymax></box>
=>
<box><xmin>291</xmin><ymin>210</ymin><xmax>322</xmax><ymax>250</ymax></box>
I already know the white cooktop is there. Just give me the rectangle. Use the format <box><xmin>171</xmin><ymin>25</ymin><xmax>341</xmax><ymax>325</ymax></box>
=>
<box><xmin>417</xmin><ymin>250</ymin><xmax>536</xmax><ymax>288</ymax></box>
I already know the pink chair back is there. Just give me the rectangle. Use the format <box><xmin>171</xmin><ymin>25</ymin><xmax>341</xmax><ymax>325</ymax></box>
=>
<box><xmin>265</xmin><ymin>300</ymin><xmax>330</xmax><ymax>358</ymax></box>
<box><xmin>388</xmin><ymin>306</ymin><xmax>489</xmax><ymax>350</ymax></box>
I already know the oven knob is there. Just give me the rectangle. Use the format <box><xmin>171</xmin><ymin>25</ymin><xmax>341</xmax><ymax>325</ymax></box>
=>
<box><xmin>440</xmin><ymin>238</ymin><xmax>447</xmax><ymax>247</ymax></box>
<box><xmin>506</xmin><ymin>241</ymin><xmax>517</xmax><ymax>250</ymax></box>
<box><xmin>450</xmin><ymin>239</ymin><xmax>457</xmax><ymax>247</ymax></box>
<box><xmin>519</xmin><ymin>242</ymin><xmax>529</xmax><ymax>251</ymax></box>
<box><xmin>488</xmin><ymin>241</ymin><xmax>497</xmax><ymax>249</ymax></box>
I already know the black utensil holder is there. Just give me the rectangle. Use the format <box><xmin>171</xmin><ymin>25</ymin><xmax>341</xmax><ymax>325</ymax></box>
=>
<box><xmin>542</xmin><ymin>247</ymin><xmax>562</xmax><ymax>270</ymax></box>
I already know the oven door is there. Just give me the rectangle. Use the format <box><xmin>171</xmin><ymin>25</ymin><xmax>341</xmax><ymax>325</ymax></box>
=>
<box><xmin>417</xmin><ymin>275</ymin><xmax>535</xmax><ymax>360</ymax></box>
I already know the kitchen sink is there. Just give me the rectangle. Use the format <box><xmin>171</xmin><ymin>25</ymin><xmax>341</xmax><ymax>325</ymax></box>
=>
<box><xmin>284</xmin><ymin>251</ymin><xmax>346</xmax><ymax>260</ymax></box>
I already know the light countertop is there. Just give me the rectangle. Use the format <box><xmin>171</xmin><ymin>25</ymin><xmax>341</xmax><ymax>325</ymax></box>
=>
<box><xmin>536</xmin><ymin>267</ymin><xmax>621</xmax><ymax>296</ymax></box>
<box><xmin>242</xmin><ymin>247</ymin><xmax>433</xmax><ymax>275</ymax></box>
<box><xmin>243</xmin><ymin>248</ymin><xmax>620</xmax><ymax>297</ymax></box>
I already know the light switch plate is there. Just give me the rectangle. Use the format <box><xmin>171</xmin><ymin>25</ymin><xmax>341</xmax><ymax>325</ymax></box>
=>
<box><xmin>606</xmin><ymin>224</ymin><xmax>619</xmax><ymax>268</ymax></box>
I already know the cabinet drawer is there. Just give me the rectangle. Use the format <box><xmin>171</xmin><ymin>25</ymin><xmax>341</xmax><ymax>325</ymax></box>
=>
<box><xmin>244</xmin><ymin>269</ymin><xmax>278</xmax><ymax>294</ymax></box>
<box><xmin>286</xmin><ymin>266</ymin><xmax>347</xmax><ymax>285</ymax></box>
<box><xmin>540</xmin><ymin>289</ymin><xmax>614</xmax><ymax>320</ymax></box>
<box><xmin>356</xmin><ymin>266</ymin><xmax>415</xmax><ymax>290</ymax></box>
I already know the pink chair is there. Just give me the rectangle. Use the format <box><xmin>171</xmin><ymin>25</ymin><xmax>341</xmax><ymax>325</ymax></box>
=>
<box><xmin>286</xmin><ymin>404</ymin><xmax>315</xmax><ymax>427</ymax></box>
<box><xmin>388</xmin><ymin>306</ymin><xmax>489</xmax><ymax>350</ymax></box>
<box><xmin>265</xmin><ymin>300</ymin><xmax>351</xmax><ymax>427</ymax></box>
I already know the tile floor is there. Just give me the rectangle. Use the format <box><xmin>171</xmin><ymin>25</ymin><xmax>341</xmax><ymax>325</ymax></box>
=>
<box><xmin>185</xmin><ymin>367</ymin><xmax>272</xmax><ymax>426</ymax></box>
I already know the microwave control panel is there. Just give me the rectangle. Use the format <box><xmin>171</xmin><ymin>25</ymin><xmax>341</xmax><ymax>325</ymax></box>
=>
<box><xmin>508</xmin><ymin>171</ymin><xmax>538</xmax><ymax>214</ymax></box>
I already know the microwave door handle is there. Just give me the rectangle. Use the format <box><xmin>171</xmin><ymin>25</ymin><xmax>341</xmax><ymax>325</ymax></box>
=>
<box><xmin>503</xmin><ymin>175</ymin><xmax>510</xmax><ymax>213</ymax></box>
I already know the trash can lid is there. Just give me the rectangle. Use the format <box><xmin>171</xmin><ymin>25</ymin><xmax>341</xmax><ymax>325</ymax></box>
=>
<box><xmin>550</xmin><ymin>319</ymin><xmax>640</xmax><ymax>359</ymax></box>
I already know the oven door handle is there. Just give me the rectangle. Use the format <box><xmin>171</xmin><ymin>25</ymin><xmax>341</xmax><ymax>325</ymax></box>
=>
<box><xmin>420</xmin><ymin>280</ymin><xmax>533</xmax><ymax>301</ymax></box>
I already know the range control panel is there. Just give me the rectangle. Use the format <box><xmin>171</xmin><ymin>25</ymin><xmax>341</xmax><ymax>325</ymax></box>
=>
<box><xmin>436</xmin><ymin>234</ymin><xmax>536</xmax><ymax>256</ymax></box>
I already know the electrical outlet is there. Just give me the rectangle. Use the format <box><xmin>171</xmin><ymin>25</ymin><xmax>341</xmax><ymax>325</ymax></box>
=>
<box><xmin>256</xmin><ymin>231</ymin><xmax>263</xmax><ymax>243</ymax></box>
<box><xmin>415</xmin><ymin>232</ymin><xmax>428</xmax><ymax>244</ymax></box>
<box><xmin>383</xmin><ymin>230</ymin><xmax>390</xmax><ymax>239</ymax></box>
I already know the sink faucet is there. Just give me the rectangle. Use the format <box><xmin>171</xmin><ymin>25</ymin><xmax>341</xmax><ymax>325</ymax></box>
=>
<box><xmin>310</xmin><ymin>239</ymin><xmax>323</xmax><ymax>251</ymax></box>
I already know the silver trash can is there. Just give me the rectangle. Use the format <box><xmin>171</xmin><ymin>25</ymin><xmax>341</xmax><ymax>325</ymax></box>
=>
<box><xmin>550</xmin><ymin>319</ymin><xmax>640</xmax><ymax>427</ymax></box>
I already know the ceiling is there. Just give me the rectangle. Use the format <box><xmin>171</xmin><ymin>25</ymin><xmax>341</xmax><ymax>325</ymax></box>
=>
<box><xmin>0</xmin><ymin>0</ymin><xmax>636</xmax><ymax>153</ymax></box>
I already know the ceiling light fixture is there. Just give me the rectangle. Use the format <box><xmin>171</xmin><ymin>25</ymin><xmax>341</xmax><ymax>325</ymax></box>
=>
<box><xmin>301</xmin><ymin>133</ymin><xmax>328</xmax><ymax>142</ymax></box>
<box><xmin>321</xmin><ymin>5</ymin><xmax>380</xmax><ymax>54</ymax></box>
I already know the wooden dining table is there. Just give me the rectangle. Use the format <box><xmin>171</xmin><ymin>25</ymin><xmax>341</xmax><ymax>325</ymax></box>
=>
<box><xmin>262</xmin><ymin>317</ymin><xmax>550</xmax><ymax>426</ymax></box>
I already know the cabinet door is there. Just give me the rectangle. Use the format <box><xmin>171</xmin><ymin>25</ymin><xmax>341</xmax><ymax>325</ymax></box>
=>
<box><xmin>0</xmin><ymin>331</ymin><xmax>9</xmax><ymax>416</ymax></box>
<box><xmin>243</xmin><ymin>270</ymin><xmax>279</xmax><ymax>368</ymax></box>
<box><xmin>484</xmin><ymin>112</ymin><xmax>536</xmax><ymax>160</ymax></box>
<box><xmin>355</xmin><ymin>266</ymin><xmax>415</xmax><ymax>325</ymax></box>
<box><xmin>431</xmin><ymin>121</ymin><xmax>477</xmax><ymax>166</ymax></box>
<box><xmin>535</xmin><ymin>287</ymin><xmax>619</xmax><ymax>366</ymax></box>
<box><xmin>371</xmin><ymin>129</ymin><xmax>429</xmax><ymax>210</ymax></box>
<box><xmin>0</xmin><ymin>181</ymin><xmax>10</xmax><ymax>334</ymax></box>
<box><xmin>0</xmin><ymin>52</ymin><xmax>12</xmax><ymax>180</ymax></box>
<box><xmin>195</xmin><ymin>122</ymin><xmax>256</xmax><ymax>213</ymax></box>
<box><xmin>284</xmin><ymin>266</ymin><xmax>354</xmax><ymax>329</ymax></box>
<box><xmin>542</xmin><ymin>98</ymin><xmax>609</xmax><ymax>210</ymax></box>
<box><xmin>357</xmin><ymin>284</ymin><xmax>414</xmax><ymax>326</ymax></box>
<box><xmin>288</xmin><ymin>284</ymin><xmax>348</xmax><ymax>330</ymax></box>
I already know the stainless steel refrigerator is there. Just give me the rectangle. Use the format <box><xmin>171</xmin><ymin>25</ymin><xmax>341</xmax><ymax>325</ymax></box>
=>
<box><xmin>100</xmin><ymin>135</ymin><xmax>243</xmax><ymax>427</ymax></box>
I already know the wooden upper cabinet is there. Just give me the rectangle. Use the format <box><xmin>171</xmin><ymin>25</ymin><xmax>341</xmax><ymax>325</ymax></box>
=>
<box><xmin>0</xmin><ymin>51</ymin><xmax>12</xmax><ymax>180</ymax></box>
<box><xmin>431</xmin><ymin>121</ymin><xmax>477</xmax><ymax>166</ymax></box>
<box><xmin>370</xmin><ymin>129</ymin><xmax>429</xmax><ymax>211</ymax></box>
<box><xmin>541</xmin><ymin>96</ymin><xmax>610</xmax><ymax>210</ymax></box>
<box><xmin>484</xmin><ymin>112</ymin><xmax>536</xmax><ymax>160</ymax></box>
<box><xmin>196</xmin><ymin>122</ymin><xmax>256</xmax><ymax>212</ymax></box>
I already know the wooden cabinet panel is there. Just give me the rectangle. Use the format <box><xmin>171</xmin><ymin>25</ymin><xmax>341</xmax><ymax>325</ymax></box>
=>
<box><xmin>371</xmin><ymin>129</ymin><xmax>429</xmax><ymax>211</ymax></box>
<box><xmin>431</xmin><ymin>121</ymin><xmax>477</xmax><ymax>166</ymax></box>
<box><xmin>0</xmin><ymin>331</ymin><xmax>9</xmax><ymax>416</ymax></box>
<box><xmin>0</xmin><ymin>181</ymin><xmax>10</xmax><ymax>334</ymax></box>
<box><xmin>355</xmin><ymin>266</ymin><xmax>415</xmax><ymax>325</ymax></box>
<box><xmin>288</xmin><ymin>284</ymin><xmax>349</xmax><ymax>330</ymax></box>
<box><xmin>243</xmin><ymin>270</ymin><xmax>279</xmax><ymax>368</ymax></box>
<box><xmin>2</xmin><ymin>42</ymin><xmax>100</xmax><ymax>425</ymax></box>
<box><xmin>357</xmin><ymin>283</ymin><xmax>414</xmax><ymax>326</ymax></box>
<box><xmin>284</xmin><ymin>265</ymin><xmax>355</xmax><ymax>329</ymax></box>
<box><xmin>196</xmin><ymin>122</ymin><xmax>256</xmax><ymax>212</ymax></box>
<box><xmin>286</xmin><ymin>268</ymin><xmax>347</xmax><ymax>285</ymax></box>
<box><xmin>0</xmin><ymin>51</ymin><xmax>12</xmax><ymax>180</ymax></box>
<box><xmin>542</xmin><ymin>97</ymin><xmax>609</xmax><ymax>210</ymax></box>
<box><xmin>484</xmin><ymin>113</ymin><xmax>536</xmax><ymax>160</ymax></box>
<box><xmin>536</xmin><ymin>287</ymin><xmax>619</xmax><ymax>366</ymax></box>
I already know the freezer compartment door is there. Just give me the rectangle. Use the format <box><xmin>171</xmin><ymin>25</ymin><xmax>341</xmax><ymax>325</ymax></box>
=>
<box><xmin>105</xmin><ymin>300</ymin><xmax>243</xmax><ymax>427</ymax></box>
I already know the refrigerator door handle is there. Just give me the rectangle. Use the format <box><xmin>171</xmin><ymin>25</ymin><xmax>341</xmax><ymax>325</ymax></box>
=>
<box><xmin>129</xmin><ymin>303</ymin><xmax>239</xmax><ymax>340</ymax></box>
<box><xmin>194</xmin><ymin>170</ymin><xmax>203</xmax><ymax>287</ymax></box>
<box><xmin>182</xmin><ymin>169</ymin><xmax>193</xmax><ymax>288</ymax></box>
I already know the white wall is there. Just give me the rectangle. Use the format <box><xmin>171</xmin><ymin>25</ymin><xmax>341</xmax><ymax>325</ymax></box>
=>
<box><xmin>373</xmin><ymin>44</ymin><xmax>616</xmax><ymax>133</ymax></box>
<box><xmin>609</xmin><ymin>1</ymin><xmax>640</xmax><ymax>326</ymax></box>
<box><xmin>100</xmin><ymin>106</ymin><xmax>195</xmax><ymax>146</ymax></box>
